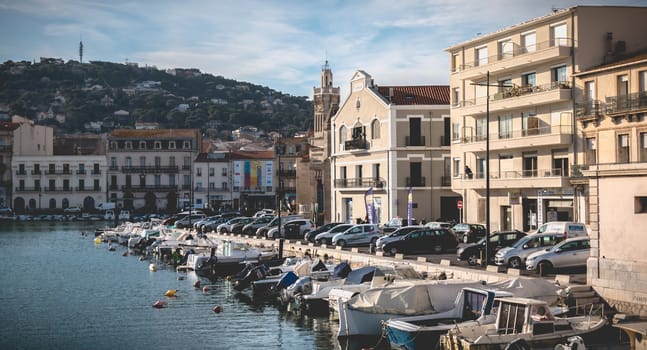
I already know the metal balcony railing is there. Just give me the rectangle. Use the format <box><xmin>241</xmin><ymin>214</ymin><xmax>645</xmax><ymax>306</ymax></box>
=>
<box><xmin>456</xmin><ymin>81</ymin><xmax>571</xmax><ymax>108</ymax></box>
<box><xmin>45</xmin><ymin>170</ymin><xmax>72</xmax><ymax>175</ymax></box>
<box><xmin>460</xmin><ymin>125</ymin><xmax>572</xmax><ymax>143</ymax></box>
<box><xmin>16</xmin><ymin>170</ymin><xmax>27</xmax><ymax>175</ymax></box>
<box><xmin>405</xmin><ymin>135</ymin><xmax>426</xmax><ymax>146</ymax></box>
<box><xmin>120</xmin><ymin>165</ymin><xmax>179</xmax><ymax>173</ymax></box>
<box><xmin>121</xmin><ymin>185</ymin><xmax>178</xmax><ymax>191</ymax></box>
<box><xmin>334</xmin><ymin>177</ymin><xmax>386</xmax><ymax>188</ymax></box>
<box><xmin>15</xmin><ymin>187</ymin><xmax>41</xmax><ymax>192</ymax></box>
<box><xmin>277</xmin><ymin>169</ymin><xmax>296</xmax><ymax>177</ymax></box>
<box><xmin>575</xmin><ymin>101</ymin><xmax>602</xmax><ymax>120</ymax></box>
<box><xmin>441</xmin><ymin>176</ymin><xmax>451</xmax><ymax>186</ymax></box>
<box><xmin>606</xmin><ymin>92</ymin><xmax>647</xmax><ymax>115</ymax></box>
<box><xmin>406</xmin><ymin>177</ymin><xmax>426</xmax><ymax>187</ymax></box>
<box><xmin>344</xmin><ymin>138</ymin><xmax>368</xmax><ymax>150</ymax></box>
<box><xmin>462</xmin><ymin>168</ymin><xmax>570</xmax><ymax>180</ymax></box>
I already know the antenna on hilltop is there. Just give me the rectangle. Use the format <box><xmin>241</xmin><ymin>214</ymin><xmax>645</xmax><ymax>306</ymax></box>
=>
<box><xmin>79</xmin><ymin>36</ymin><xmax>84</xmax><ymax>63</ymax></box>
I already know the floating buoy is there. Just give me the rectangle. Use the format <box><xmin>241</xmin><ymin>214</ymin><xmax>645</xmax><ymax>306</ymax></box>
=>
<box><xmin>177</xmin><ymin>276</ymin><xmax>185</xmax><ymax>280</ymax></box>
<box><xmin>202</xmin><ymin>285</ymin><xmax>218</xmax><ymax>292</ymax></box>
<box><xmin>193</xmin><ymin>280</ymin><xmax>201</xmax><ymax>288</ymax></box>
<box><xmin>94</xmin><ymin>237</ymin><xmax>101</xmax><ymax>244</ymax></box>
<box><xmin>226</xmin><ymin>275</ymin><xmax>232</xmax><ymax>281</ymax></box>
<box><xmin>152</xmin><ymin>300</ymin><xmax>167</xmax><ymax>308</ymax></box>
<box><xmin>212</xmin><ymin>305</ymin><xmax>223</xmax><ymax>314</ymax></box>
<box><xmin>164</xmin><ymin>289</ymin><xmax>177</xmax><ymax>297</ymax></box>
<box><xmin>149</xmin><ymin>264</ymin><xmax>157</xmax><ymax>272</ymax></box>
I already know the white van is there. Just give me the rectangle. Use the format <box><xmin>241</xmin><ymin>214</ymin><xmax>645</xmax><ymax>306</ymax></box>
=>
<box><xmin>536</xmin><ymin>221</ymin><xmax>588</xmax><ymax>238</ymax></box>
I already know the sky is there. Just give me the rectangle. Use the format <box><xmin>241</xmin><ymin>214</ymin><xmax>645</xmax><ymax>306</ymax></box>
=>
<box><xmin>1</xmin><ymin>0</ymin><xmax>645</xmax><ymax>101</ymax></box>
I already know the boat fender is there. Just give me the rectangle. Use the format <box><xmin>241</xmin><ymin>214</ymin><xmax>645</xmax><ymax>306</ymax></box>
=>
<box><xmin>203</xmin><ymin>285</ymin><xmax>218</xmax><ymax>292</ymax></box>
<box><xmin>212</xmin><ymin>305</ymin><xmax>223</xmax><ymax>314</ymax></box>
<box><xmin>152</xmin><ymin>300</ymin><xmax>167</xmax><ymax>308</ymax></box>
<box><xmin>149</xmin><ymin>264</ymin><xmax>157</xmax><ymax>272</ymax></box>
<box><xmin>164</xmin><ymin>289</ymin><xmax>177</xmax><ymax>297</ymax></box>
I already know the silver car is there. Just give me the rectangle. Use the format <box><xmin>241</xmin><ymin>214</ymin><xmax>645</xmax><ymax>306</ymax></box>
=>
<box><xmin>526</xmin><ymin>237</ymin><xmax>590</xmax><ymax>274</ymax></box>
<box><xmin>494</xmin><ymin>233</ymin><xmax>565</xmax><ymax>269</ymax></box>
<box><xmin>332</xmin><ymin>224</ymin><xmax>381</xmax><ymax>247</ymax></box>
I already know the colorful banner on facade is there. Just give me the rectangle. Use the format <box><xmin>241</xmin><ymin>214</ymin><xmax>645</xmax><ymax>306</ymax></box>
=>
<box><xmin>407</xmin><ymin>186</ymin><xmax>413</xmax><ymax>226</ymax></box>
<box><xmin>265</xmin><ymin>161</ymin><xmax>273</xmax><ymax>188</ymax></box>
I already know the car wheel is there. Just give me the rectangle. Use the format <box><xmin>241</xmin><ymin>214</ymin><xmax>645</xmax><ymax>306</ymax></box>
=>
<box><xmin>336</xmin><ymin>240</ymin><xmax>346</xmax><ymax>247</ymax></box>
<box><xmin>463</xmin><ymin>234</ymin><xmax>470</xmax><ymax>244</ymax></box>
<box><xmin>326</xmin><ymin>238</ymin><xmax>332</xmax><ymax>245</ymax></box>
<box><xmin>389</xmin><ymin>247</ymin><xmax>398</xmax><ymax>255</ymax></box>
<box><xmin>509</xmin><ymin>257</ymin><xmax>522</xmax><ymax>269</ymax></box>
<box><xmin>467</xmin><ymin>253</ymin><xmax>479</xmax><ymax>266</ymax></box>
<box><xmin>432</xmin><ymin>244</ymin><xmax>443</xmax><ymax>254</ymax></box>
<box><xmin>538</xmin><ymin>261</ymin><xmax>553</xmax><ymax>276</ymax></box>
<box><xmin>314</xmin><ymin>239</ymin><xmax>321</xmax><ymax>245</ymax></box>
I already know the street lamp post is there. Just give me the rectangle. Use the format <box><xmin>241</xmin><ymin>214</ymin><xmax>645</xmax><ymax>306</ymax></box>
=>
<box><xmin>276</xmin><ymin>144</ymin><xmax>284</xmax><ymax>260</ymax></box>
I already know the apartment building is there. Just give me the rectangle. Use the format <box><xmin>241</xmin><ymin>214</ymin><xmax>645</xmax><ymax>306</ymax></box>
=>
<box><xmin>11</xmin><ymin>129</ymin><xmax>107</xmax><ymax>212</ymax></box>
<box><xmin>574</xmin><ymin>52</ymin><xmax>647</xmax><ymax>316</ymax></box>
<box><xmin>106</xmin><ymin>129</ymin><xmax>200</xmax><ymax>213</ymax></box>
<box><xmin>330</xmin><ymin>70</ymin><xmax>455</xmax><ymax>224</ymax></box>
<box><xmin>0</xmin><ymin>121</ymin><xmax>19</xmax><ymax>208</ymax></box>
<box><xmin>446</xmin><ymin>6</ymin><xmax>647</xmax><ymax>232</ymax></box>
<box><xmin>192</xmin><ymin>151</ymin><xmax>232</xmax><ymax>211</ymax></box>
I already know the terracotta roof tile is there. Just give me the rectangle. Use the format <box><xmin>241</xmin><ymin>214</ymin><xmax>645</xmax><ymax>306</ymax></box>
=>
<box><xmin>377</xmin><ymin>85</ymin><xmax>450</xmax><ymax>105</ymax></box>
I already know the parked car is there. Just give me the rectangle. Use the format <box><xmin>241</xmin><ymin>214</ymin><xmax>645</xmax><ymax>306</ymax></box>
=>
<box><xmin>332</xmin><ymin>224</ymin><xmax>381</xmax><ymax>247</ymax></box>
<box><xmin>193</xmin><ymin>215</ymin><xmax>219</xmax><ymax>230</ymax></box>
<box><xmin>375</xmin><ymin>225</ymin><xmax>424</xmax><ymax>251</ymax></box>
<box><xmin>535</xmin><ymin>221</ymin><xmax>588</xmax><ymax>239</ymax></box>
<box><xmin>452</xmin><ymin>223</ymin><xmax>487</xmax><ymax>243</ymax></box>
<box><xmin>267</xmin><ymin>219</ymin><xmax>315</xmax><ymax>239</ymax></box>
<box><xmin>457</xmin><ymin>230</ymin><xmax>527</xmax><ymax>266</ymax></box>
<box><xmin>379</xmin><ymin>227</ymin><xmax>457</xmax><ymax>255</ymax></box>
<box><xmin>217</xmin><ymin>216</ymin><xmax>251</xmax><ymax>233</ymax></box>
<box><xmin>253</xmin><ymin>209</ymin><xmax>275</xmax><ymax>218</ymax></box>
<box><xmin>303</xmin><ymin>222</ymin><xmax>344</xmax><ymax>243</ymax></box>
<box><xmin>255</xmin><ymin>215</ymin><xmax>302</xmax><ymax>237</ymax></box>
<box><xmin>242</xmin><ymin>216</ymin><xmax>275</xmax><ymax>236</ymax></box>
<box><xmin>424</xmin><ymin>221</ymin><xmax>453</xmax><ymax>230</ymax></box>
<box><xmin>314</xmin><ymin>224</ymin><xmax>354</xmax><ymax>245</ymax></box>
<box><xmin>381</xmin><ymin>217</ymin><xmax>417</xmax><ymax>235</ymax></box>
<box><xmin>230</xmin><ymin>217</ymin><xmax>256</xmax><ymax>234</ymax></box>
<box><xmin>202</xmin><ymin>216</ymin><xmax>230</xmax><ymax>232</ymax></box>
<box><xmin>526</xmin><ymin>236</ymin><xmax>591</xmax><ymax>275</ymax></box>
<box><xmin>174</xmin><ymin>214</ymin><xmax>206</xmax><ymax>228</ymax></box>
<box><xmin>494</xmin><ymin>232</ymin><xmax>566</xmax><ymax>269</ymax></box>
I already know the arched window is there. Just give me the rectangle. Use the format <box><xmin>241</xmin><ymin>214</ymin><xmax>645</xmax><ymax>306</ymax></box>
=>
<box><xmin>49</xmin><ymin>198</ymin><xmax>56</xmax><ymax>209</ymax></box>
<box><xmin>339</xmin><ymin>126</ymin><xmax>347</xmax><ymax>150</ymax></box>
<box><xmin>371</xmin><ymin>119</ymin><xmax>381</xmax><ymax>139</ymax></box>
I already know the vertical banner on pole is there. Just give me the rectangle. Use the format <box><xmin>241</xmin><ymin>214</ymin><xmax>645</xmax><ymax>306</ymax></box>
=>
<box><xmin>365</xmin><ymin>187</ymin><xmax>375</xmax><ymax>224</ymax></box>
<box><xmin>407</xmin><ymin>187</ymin><xmax>413</xmax><ymax>226</ymax></box>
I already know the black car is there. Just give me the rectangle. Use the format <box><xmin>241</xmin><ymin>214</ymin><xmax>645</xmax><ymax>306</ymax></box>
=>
<box><xmin>380</xmin><ymin>228</ymin><xmax>457</xmax><ymax>256</ymax></box>
<box><xmin>452</xmin><ymin>223</ymin><xmax>487</xmax><ymax>243</ymax></box>
<box><xmin>457</xmin><ymin>230</ymin><xmax>527</xmax><ymax>265</ymax></box>
<box><xmin>304</xmin><ymin>222</ymin><xmax>344</xmax><ymax>242</ymax></box>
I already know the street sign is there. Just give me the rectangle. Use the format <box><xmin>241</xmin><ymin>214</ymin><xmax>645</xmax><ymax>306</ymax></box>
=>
<box><xmin>457</xmin><ymin>200</ymin><xmax>463</xmax><ymax>209</ymax></box>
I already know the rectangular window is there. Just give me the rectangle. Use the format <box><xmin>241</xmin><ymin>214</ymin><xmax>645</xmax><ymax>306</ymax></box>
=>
<box><xmin>125</xmin><ymin>141</ymin><xmax>132</xmax><ymax>150</ymax></box>
<box><xmin>154</xmin><ymin>156</ymin><xmax>161</xmax><ymax>167</ymax></box>
<box><xmin>553</xmin><ymin>65</ymin><xmax>567</xmax><ymax>84</ymax></box>
<box><xmin>498</xmin><ymin>39</ymin><xmax>513</xmax><ymax>59</ymax></box>
<box><xmin>139</xmin><ymin>156</ymin><xmax>146</xmax><ymax>167</ymax></box>
<box><xmin>521</xmin><ymin>32</ymin><xmax>536</xmax><ymax>53</ymax></box>
<box><xmin>618</xmin><ymin>134</ymin><xmax>630</xmax><ymax>163</ymax></box>
<box><xmin>498</xmin><ymin>114</ymin><xmax>512</xmax><ymax>139</ymax></box>
<box><xmin>522</xmin><ymin>111</ymin><xmax>539</xmax><ymax>136</ymax></box>
<box><xmin>209</xmin><ymin>167</ymin><xmax>215</xmax><ymax>176</ymax></box>
<box><xmin>356</xmin><ymin>165</ymin><xmax>363</xmax><ymax>183</ymax></box>
<box><xmin>125</xmin><ymin>175</ymin><xmax>131</xmax><ymax>187</ymax></box>
<box><xmin>452</xmin><ymin>53</ymin><xmax>460</xmax><ymax>72</ymax></box>
<box><xmin>111</xmin><ymin>157</ymin><xmax>117</xmax><ymax>168</ymax></box>
<box><xmin>476</xmin><ymin>157</ymin><xmax>486</xmax><ymax>179</ymax></box>
<box><xmin>408</xmin><ymin>117</ymin><xmax>422</xmax><ymax>145</ymax></box>
<box><xmin>452</xmin><ymin>123</ymin><xmax>460</xmax><ymax>142</ymax></box>
<box><xmin>453</xmin><ymin>158</ymin><xmax>460</xmax><ymax>177</ymax></box>
<box><xmin>476</xmin><ymin>46</ymin><xmax>488</xmax><ymax>66</ymax></box>
<box><xmin>49</xmin><ymin>163</ymin><xmax>55</xmax><ymax>173</ymax></box>
<box><xmin>125</xmin><ymin>157</ymin><xmax>132</xmax><ymax>167</ymax></box>
<box><xmin>154</xmin><ymin>141</ymin><xmax>161</xmax><ymax>149</ymax></box>
<box><xmin>476</xmin><ymin>118</ymin><xmax>486</xmax><ymax>141</ymax></box>
<box><xmin>523</xmin><ymin>152</ymin><xmax>538</xmax><ymax>177</ymax></box>
<box><xmin>155</xmin><ymin>175</ymin><xmax>161</xmax><ymax>186</ymax></box>
<box><xmin>94</xmin><ymin>179</ymin><xmax>100</xmax><ymax>190</ymax></box>
<box><xmin>77</xmin><ymin>179</ymin><xmax>84</xmax><ymax>191</ymax></box>
<box><xmin>636</xmin><ymin>196</ymin><xmax>647</xmax><ymax>214</ymax></box>
<box><xmin>551</xmin><ymin>23</ymin><xmax>567</xmax><ymax>46</ymax></box>
<box><xmin>552</xmin><ymin>149</ymin><xmax>569</xmax><ymax>176</ymax></box>
<box><xmin>499</xmin><ymin>78</ymin><xmax>512</xmax><ymax>94</ymax></box>
<box><xmin>409</xmin><ymin>162</ymin><xmax>422</xmax><ymax>187</ymax></box>
<box><xmin>63</xmin><ymin>179</ymin><xmax>70</xmax><ymax>190</ymax></box>
<box><xmin>452</xmin><ymin>87</ymin><xmax>460</xmax><ymax>107</ymax></box>
<box><xmin>196</xmin><ymin>167</ymin><xmax>202</xmax><ymax>177</ymax></box>
<box><xmin>169</xmin><ymin>175</ymin><xmax>176</xmax><ymax>186</ymax></box>
<box><xmin>586</xmin><ymin>137</ymin><xmax>597</xmax><ymax>164</ymax></box>
<box><xmin>522</xmin><ymin>72</ymin><xmax>536</xmax><ymax>87</ymax></box>
<box><xmin>640</xmin><ymin>71</ymin><xmax>647</xmax><ymax>93</ymax></box>
<box><xmin>139</xmin><ymin>141</ymin><xmax>146</xmax><ymax>149</ymax></box>
<box><xmin>372</xmin><ymin>163</ymin><xmax>380</xmax><ymax>181</ymax></box>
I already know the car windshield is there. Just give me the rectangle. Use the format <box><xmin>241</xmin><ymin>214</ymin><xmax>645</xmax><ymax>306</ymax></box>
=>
<box><xmin>332</xmin><ymin>225</ymin><xmax>352</xmax><ymax>233</ymax></box>
<box><xmin>512</xmin><ymin>236</ymin><xmax>531</xmax><ymax>248</ymax></box>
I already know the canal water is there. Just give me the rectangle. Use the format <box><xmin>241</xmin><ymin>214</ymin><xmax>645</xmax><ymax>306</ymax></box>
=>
<box><xmin>0</xmin><ymin>221</ymin><xmax>381</xmax><ymax>350</ymax></box>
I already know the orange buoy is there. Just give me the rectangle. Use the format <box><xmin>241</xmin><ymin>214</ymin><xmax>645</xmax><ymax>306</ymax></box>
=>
<box><xmin>164</xmin><ymin>289</ymin><xmax>177</xmax><ymax>297</ymax></box>
<box><xmin>152</xmin><ymin>300</ymin><xmax>167</xmax><ymax>308</ymax></box>
<box><xmin>212</xmin><ymin>305</ymin><xmax>223</xmax><ymax>314</ymax></box>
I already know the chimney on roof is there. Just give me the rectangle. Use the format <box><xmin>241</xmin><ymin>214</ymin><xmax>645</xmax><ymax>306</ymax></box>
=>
<box><xmin>604</xmin><ymin>32</ymin><xmax>614</xmax><ymax>63</ymax></box>
<box><xmin>388</xmin><ymin>88</ymin><xmax>394</xmax><ymax>102</ymax></box>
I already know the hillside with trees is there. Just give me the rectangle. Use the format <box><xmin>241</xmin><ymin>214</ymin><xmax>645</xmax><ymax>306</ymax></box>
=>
<box><xmin>0</xmin><ymin>59</ymin><xmax>313</xmax><ymax>137</ymax></box>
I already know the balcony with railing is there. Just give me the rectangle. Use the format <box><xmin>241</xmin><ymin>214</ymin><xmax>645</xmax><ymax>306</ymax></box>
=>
<box><xmin>121</xmin><ymin>185</ymin><xmax>178</xmax><ymax>192</ymax></box>
<box><xmin>456</xmin><ymin>81</ymin><xmax>572</xmax><ymax>115</ymax></box>
<box><xmin>31</xmin><ymin>170</ymin><xmax>41</xmax><ymax>175</ymax></box>
<box><xmin>75</xmin><ymin>186</ymin><xmax>102</xmax><ymax>192</ymax></box>
<box><xmin>15</xmin><ymin>187</ymin><xmax>41</xmax><ymax>192</ymax></box>
<box><xmin>605</xmin><ymin>92</ymin><xmax>647</xmax><ymax>116</ymax></box>
<box><xmin>45</xmin><ymin>169</ymin><xmax>72</xmax><ymax>175</ymax></box>
<box><xmin>405</xmin><ymin>135</ymin><xmax>426</xmax><ymax>147</ymax></box>
<box><xmin>76</xmin><ymin>170</ymin><xmax>86</xmax><ymax>175</ymax></box>
<box><xmin>441</xmin><ymin>175</ymin><xmax>452</xmax><ymax>187</ymax></box>
<box><xmin>120</xmin><ymin>165</ymin><xmax>179</xmax><ymax>173</ymax></box>
<box><xmin>0</xmin><ymin>144</ymin><xmax>13</xmax><ymax>152</ymax></box>
<box><xmin>91</xmin><ymin>170</ymin><xmax>101</xmax><ymax>175</ymax></box>
<box><xmin>406</xmin><ymin>177</ymin><xmax>426</xmax><ymax>187</ymax></box>
<box><xmin>457</xmin><ymin>124</ymin><xmax>572</xmax><ymax>152</ymax></box>
<box><xmin>575</xmin><ymin>100</ymin><xmax>602</xmax><ymax>124</ymax></box>
<box><xmin>16</xmin><ymin>170</ymin><xmax>27</xmax><ymax>176</ymax></box>
<box><xmin>452</xmin><ymin>167</ymin><xmax>571</xmax><ymax>190</ymax></box>
<box><xmin>334</xmin><ymin>177</ymin><xmax>386</xmax><ymax>189</ymax></box>
<box><xmin>344</xmin><ymin>138</ymin><xmax>368</xmax><ymax>151</ymax></box>
<box><xmin>277</xmin><ymin>169</ymin><xmax>297</xmax><ymax>177</ymax></box>
<box><xmin>43</xmin><ymin>187</ymin><xmax>73</xmax><ymax>192</ymax></box>
<box><xmin>453</xmin><ymin>38</ymin><xmax>573</xmax><ymax>79</ymax></box>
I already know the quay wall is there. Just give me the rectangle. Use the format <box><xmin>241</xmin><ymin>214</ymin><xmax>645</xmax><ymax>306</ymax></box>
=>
<box><xmin>212</xmin><ymin>233</ymin><xmax>546</xmax><ymax>285</ymax></box>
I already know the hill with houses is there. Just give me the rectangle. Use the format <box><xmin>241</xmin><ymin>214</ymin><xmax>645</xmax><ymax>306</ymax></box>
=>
<box><xmin>0</xmin><ymin>58</ymin><xmax>313</xmax><ymax>137</ymax></box>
